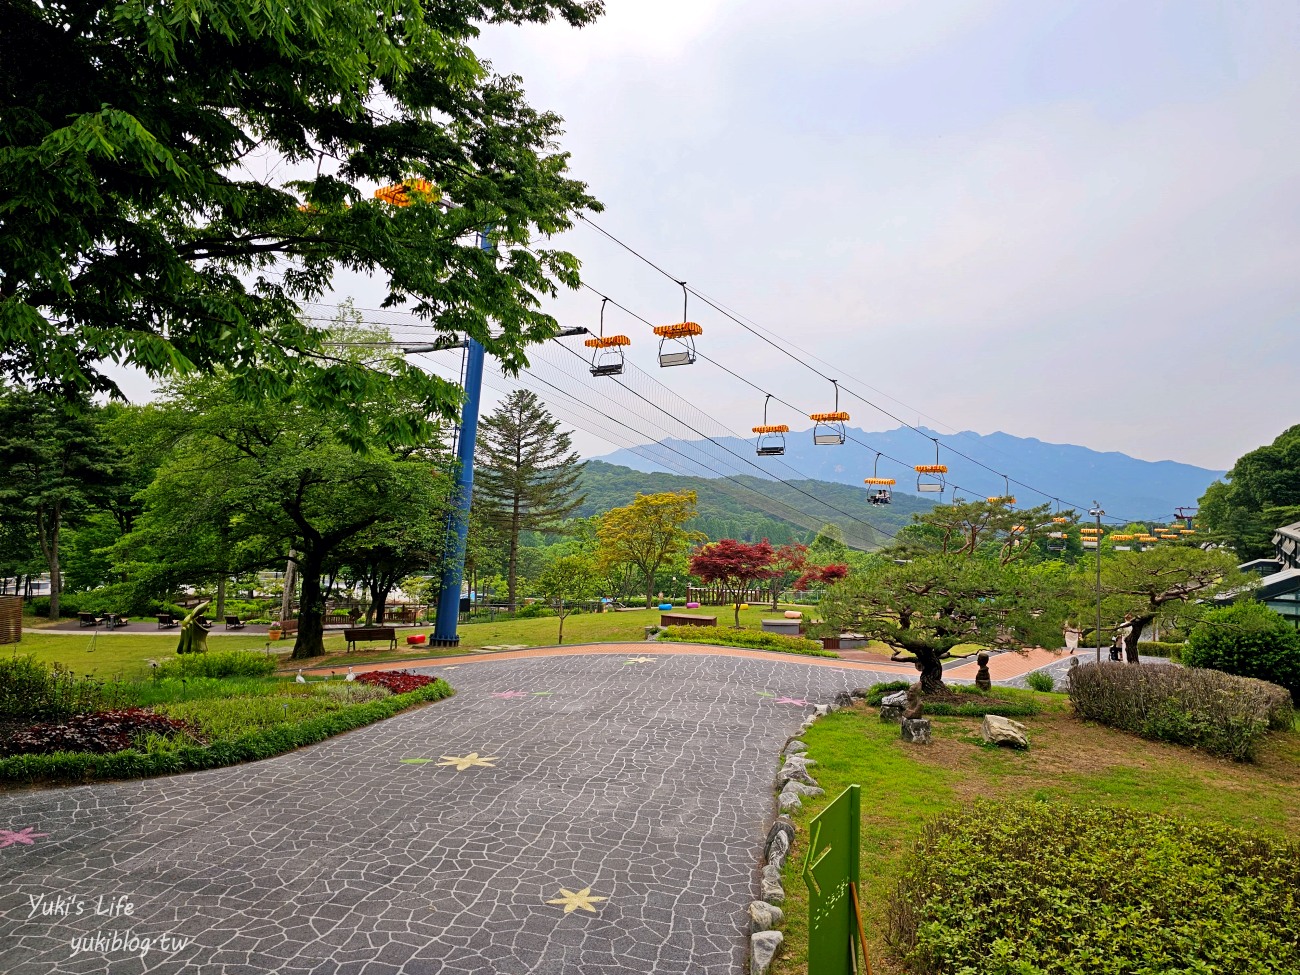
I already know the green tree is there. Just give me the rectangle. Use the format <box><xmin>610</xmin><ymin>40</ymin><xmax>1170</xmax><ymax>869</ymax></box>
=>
<box><xmin>2</xmin><ymin>0</ymin><xmax>601</xmax><ymax>448</ymax></box>
<box><xmin>116</xmin><ymin>368</ymin><xmax>448</xmax><ymax>657</ymax></box>
<box><xmin>598</xmin><ymin>491</ymin><xmax>703</xmax><ymax>608</ymax></box>
<box><xmin>821</xmin><ymin>556</ymin><xmax>1061</xmax><ymax>693</ymax></box>
<box><xmin>1199</xmin><ymin>425</ymin><xmax>1300</xmax><ymax>559</ymax></box>
<box><xmin>1073</xmin><ymin>547</ymin><xmax>1248</xmax><ymax>662</ymax></box>
<box><xmin>475</xmin><ymin>390</ymin><xmax>586</xmax><ymax>609</ymax></box>
<box><xmin>808</xmin><ymin>523</ymin><xmax>848</xmax><ymax>563</ymax></box>
<box><xmin>338</xmin><ymin>502</ymin><xmax>447</xmax><ymax>624</ymax></box>
<box><xmin>537</xmin><ymin>554</ymin><xmax>599</xmax><ymax>644</ymax></box>
<box><xmin>0</xmin><ymin>390</ymin><xmax>126</xmax><ymax>617</ymax></box>
<box><xmin>887</xmin><ymin>498</ymin><xmax>1060</xmax><ymax>565</ymax></box>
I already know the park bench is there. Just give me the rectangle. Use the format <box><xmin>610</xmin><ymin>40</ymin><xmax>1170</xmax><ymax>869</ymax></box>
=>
<box><xmin>156</xmin><ymin>613</ymin><xmax>179</xmax><ymax>629</ymax></box>
<box><xmin>280</xmin><ymin>619</ymin><xmax>299</xmax><ymax>636</ymax></box>
<box><xmin>344</xmin><ymin>626</ymin><xmax>397</xmax><ymax>653</ymax></box>
<box><xmin>78</xmin><ymin>612</ymin><xmax>101</xmax><ymax>628</ymax></box>
<box><xmin>224</xmin><ymin>615</ymin><xmax>245</xmax><ymax>630</ymax></box>
<box><xmin>660</xmin><ymin>612</ymin><xmax>717</xmax><ymax>628</ymax></box>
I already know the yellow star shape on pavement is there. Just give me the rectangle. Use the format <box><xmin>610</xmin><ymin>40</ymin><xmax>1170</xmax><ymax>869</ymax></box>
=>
<box><xmin>546</xmin><ymin>887</ymin><xmax>607</xmax><ymax>914</ymax></box>
<box><xmin>436</xmin><ymin>752</ymin><xmax>498</xmax><ymax>771</ymax></box>
<box><xmin>623</xmin><ymin>656</ymin><xmax>657</xmax><ymax>665</ymax></box>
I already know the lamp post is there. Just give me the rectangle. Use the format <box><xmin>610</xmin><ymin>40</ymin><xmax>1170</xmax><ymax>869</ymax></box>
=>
<box><xmin>1089</xmin><ymin>502</ymin><xmax>1104</xmax><ymax>664</ymax></box>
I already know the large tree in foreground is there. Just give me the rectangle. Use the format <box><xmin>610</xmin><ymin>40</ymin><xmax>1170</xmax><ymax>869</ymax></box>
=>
<box><xmin>821</xmin><ymin>556</ymin><xmax>1062</xmax><ymax>693</ymax></box>
<box><xmin>475</xmin><ymin>390</ymin><xmax>585</xmax><ymax>609</ymax></box>
<box><xmin>1</xmin><ymin>0</ymin><xmax>601</xmax><ymax>447</ymax></box>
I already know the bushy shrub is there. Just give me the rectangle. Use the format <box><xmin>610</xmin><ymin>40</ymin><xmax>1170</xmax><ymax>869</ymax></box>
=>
<box><xmin>1183</xmin><ymin>602</ymin><xmax>1300</xmax><ymax>700</ymax></box>
<box><xmin>887</xmin><ymin>800</ymin><xmax>1300</xmax><ymax>975</ymax></box>
<box><xmin>1025</xmin><ymin>670</ymin><xmax>1055</xmax><ymax>692</ymax></box>
<box><xmin>657</xmin><ymin>625</ymin><xmax>836</xmax><ymax>657</ymax></box>
<box><xmin>1068</xmin><ymin>661</ymin><xmax>1289</xmax><ymax>760</ymax></box>
<box><xmin>27</xmin><ymin>596</ymin><xmax>81</xmax><ymax>618</ymax></box>
<box><xmin>0</xmin><ymin>655</ymin><xmax>130</xmax><ymax>722</ymax></box>
<box><xmin>153</xmin><ymin>650</ymin><xmax>277</xmax><ymax>680</ymax></box>
<box><xmin>1</xmin><ymin>709</ymin><xmax>198</xmax><ymax>756</ymax></box>
<box><xmin>1137</xmin><ymin>640</ymin><xmax>1184</xmax><ymax>660</ymax></box>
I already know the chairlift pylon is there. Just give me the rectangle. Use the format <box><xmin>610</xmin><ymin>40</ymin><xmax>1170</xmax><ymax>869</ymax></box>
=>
<box><xmin>584</xmin><ymin>297</ymin><xmax>631</xmax><ymax>377</ymax></box>
<box><xmin>652</xmin><ymin>282</ymin><xmax>702</xmax><ymax>367</ymax></box>
<box><xmin>810</xmin><ymin>380</ymin><xmax>849</xmax><ymax>445</ymax></box>
<box><xmin>752</xmin><ymin>394</ymin><xmax>789</xmax><ymax>457</ymax></box>
<box><xmin>864</xmin><ymin>452</ymin><xmax>895</xmax><ymax>505</ymax></box>
<box><xmin>914</xmin><ymin>439</ymin><xmax>948</xmax><ymax>494</ymax></box>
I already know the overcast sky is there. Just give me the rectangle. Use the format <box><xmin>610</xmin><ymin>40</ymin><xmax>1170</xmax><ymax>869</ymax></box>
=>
<box><xmin>112</xmin><ymin>1</ymin><xmax>1299</xmax><ymax>472</ymax></box>
<box><xmin>443</xmin><ymin>0</ymin><xmax>1296</xmax><ymax>471</ymax></box>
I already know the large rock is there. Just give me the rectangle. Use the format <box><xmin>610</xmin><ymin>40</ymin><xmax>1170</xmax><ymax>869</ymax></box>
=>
<box><xmin>764</xmin><ymin>819</ymin><xmax>795</xmax><ymax>865</ymax></box>
<box><xmin>777</xmin><ymin>791</ymin><xmax>802</xmax><ymax>813</ymax></box>
<box><xmin>751</xmin><ymin>930</ymin><xmax>784</xmax><ymax>975</ymax></box>
<box><xmin>982</xmin><ymin>714</ymin><xmax>1029</xmax><ymax>749</ymax></box>
<box><xmin>783</xmin><ymin>739</ymin><xmax>809</xmax><ymax>756</ymax></box>
<box><xmin>765</xmin><ymin>830</ymin><xmax>791</xmax><ymax>870</ymax></box>
<box><xmin>880</xmin><ymin>704</ymin><xmax>904</xmax><ymax>724</ymax></box>
<box><xmin>775</xmin><ymin>760</ymin><xmax>818</xmax><ymax>790</ymax></box>
<box><xmin>781</xmin><ymin>781</ymin><xmax>825</xmax><ymax>799</ymax></box>
<box><xmin>760</xmin><ymin>864</ymin><xmax>785</xmax><ymax>902</ymax></box>
<box><xmin>748</xmin><ymin>900</ymin><xmax>784</xmax><ymax>932</ymax></box>
<box><xmin>881</xmin><ymin>690</ymin><xmax>908</xmax><ymax>708</ymax></box>
<box><xmin>900</xmin><ymin>717</ymin><xmax>932</xmax><ymax>744</ymax></box>
<box><xmin>850</xmin><ymin>687</ymin><xmax>873</xmax><ymax>699</ymax></box>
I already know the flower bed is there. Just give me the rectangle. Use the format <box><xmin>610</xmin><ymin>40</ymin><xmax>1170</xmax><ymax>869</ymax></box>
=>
<box><xmin>1</xmin><ymin>709</ymin><xmax>198</xmax><ymax>756</ymax></box>
<box><xmin>356</xmin><ymin>670</ymin><xmax>436</xmax><ymax>694</ymax></box>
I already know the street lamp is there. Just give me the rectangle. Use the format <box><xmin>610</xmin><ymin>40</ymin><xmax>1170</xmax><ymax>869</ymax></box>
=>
<box><xmin>1089</xmin><ymin>501</ymin><xmax>1104</xmax><ymax>664</ymax></box>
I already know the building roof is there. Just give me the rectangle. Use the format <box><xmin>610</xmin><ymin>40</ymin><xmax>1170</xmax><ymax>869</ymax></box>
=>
<box><xmin>1274</xmin><ymin>521</ymin><xmax>1300</xmax><ymax>568</ymax></box>
<box><xmin>1256</xmin><ymin>567</ymin><xmax>1300</xmax><ymax>601</ymax></box>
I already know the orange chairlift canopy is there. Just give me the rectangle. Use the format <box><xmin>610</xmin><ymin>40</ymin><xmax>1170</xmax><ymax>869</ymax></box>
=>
<box><xmin>654</xmin><ymin>283</ymin><xmax>702</xmax><ymax>367</ymax></box>
<box><xmin>373</xmin><ymin>179</ymin><xmax>437</xmax><ymax>207</ymax></box>
<box><xmin>811</xmin><ymin>380</ymin><xmax>849</xmax><ymax>445</ymax></box>
<box><xmin>586</xmin><ymin>297</ymin><xmax>631</xmax><ymax>377</ymax></box>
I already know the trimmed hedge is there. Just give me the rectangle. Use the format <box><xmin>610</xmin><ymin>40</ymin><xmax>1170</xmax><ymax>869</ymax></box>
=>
<box><xmin>0</xmin><ymin>679</ymin><xmax>453</xmax><ymax>786</ymax></box>
<box><xmin>887</xmin><ymin>800</ymin><xmax>1300</xmax><ymax>975</ymax></box>
<box><xmin>1137</xmin><ymin>640</ymin><xmax>1184</xmax><ymax>660</ymax></box>
<box><xmin>154</xmin><ymin>649</ymin><xmax>278</xmax><ymax>680</ymax></box>
<box><xmin>1068</xmin><ymin>661</ymin><xmax>1291</xmax><ymax>761</ymax></box>
<box><xmin>658</xmin><ymin>625</ymin><xmax>836</xmax><ymax>657</ymax></box>
<box><xmin>1183</xmin><ymin>602</ymin><xmax>1300</xmax><ymax>701</ymax></box>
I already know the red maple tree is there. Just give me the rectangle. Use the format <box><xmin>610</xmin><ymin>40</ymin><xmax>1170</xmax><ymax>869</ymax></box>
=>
<box><xmin>689</xmin><ymin>538</ymin><xmax>777</xmax><ymax>627</ymax></box>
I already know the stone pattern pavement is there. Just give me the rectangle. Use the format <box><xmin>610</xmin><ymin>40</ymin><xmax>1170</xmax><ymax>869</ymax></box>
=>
<box><xmin>1</xmin><ymin>649</ymin><xmax>898</xmax><ymax>975</ymax></box>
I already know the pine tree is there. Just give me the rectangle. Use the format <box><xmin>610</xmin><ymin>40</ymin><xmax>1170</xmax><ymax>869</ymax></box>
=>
<box><xmin>475</xmin><ymin>391</ymin><xmax>586</xmax><ymax>609</ymax></box>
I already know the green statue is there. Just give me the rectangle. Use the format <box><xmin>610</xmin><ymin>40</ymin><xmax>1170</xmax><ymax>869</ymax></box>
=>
<box><xmin>176</xmin><ymin>601</ymin><xmax>212</xmax><ymax>655</ymax></box>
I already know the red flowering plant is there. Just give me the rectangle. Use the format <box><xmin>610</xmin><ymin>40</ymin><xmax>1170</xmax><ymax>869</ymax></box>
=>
<box><xmin>1</xmin><ymin>709</ymin><xmax>200</xmax><ymax>756</ymax></box>
<box><xmin>356</xmin><ymin>670</ymin><xmax>436</xmax><ymax>695</ymax></box>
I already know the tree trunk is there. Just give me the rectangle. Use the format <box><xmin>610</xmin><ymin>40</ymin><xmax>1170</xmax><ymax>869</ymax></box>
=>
<box><xmin>280</xmin><ymin>551</ymin><xmax>297</xmax><ymax>623</ymax></box>
<box><xmin>507</xmin><ymin>503</ymin><xmax>520</xmax><ymax>612</ymax></box>
<box><xmin>215</xmin><ymin>576</ymin><xmax>226</xmax><ymax>619</ymax></box>
<box><xmin>916</xmin><ymin>648</ymin><xmax>946</xmax><ymax>694</ymax></box>
<box><xmin>557</xmin><ymin>610</ymin><xmax>565</xmax><ymax>645</ymax></box>
<box><xmin>1123</xmin><ymin>614</ymin><xmax>1152</xmax><ymax>663</ymax></box>
<box><xmin>645</xmin><ymin>575</ymin><xmax>654</xmax><ymax>610</ymax></box>
<box><xmin>771</xmin><ymin>582</ymin><xmax>780</xmax><ymax>611</ymax></box>
<box><xmin>291</xmin><ymin>553</ymin><xmax>327</xmax><ymax>659</ymax></box>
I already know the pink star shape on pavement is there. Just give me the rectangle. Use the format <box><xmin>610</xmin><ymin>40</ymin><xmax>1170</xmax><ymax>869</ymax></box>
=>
<box><xmin>491</xmin><ymin>691</ymin><xmax>530</xmax><ymax>699</ymax></box>
<box><xmin>0</xmin><ymin>827</ymin><xmax>49</xmax><ymax>849</ymax></box>
<box><xmin>774</xmin><ymin>697</ymin><xmax>809</xmax><ymax>706</ymax></box>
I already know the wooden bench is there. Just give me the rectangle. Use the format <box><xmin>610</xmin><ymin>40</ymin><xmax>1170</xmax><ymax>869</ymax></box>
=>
<box><xmin>224</xmin><ymin>615</ymin><xmax>245</xmax><ymax>630</ymax></box>
<box><xmin>156</xmin><ymin>613</ymin><xmax>179</xmax><ymax>629</ymax></box>
<box><xmin>343</xmin><ymin>626</ymin><xmax>397</xmax><ymax>653</ymax></box>
<box><xmin>660</xmin><ymin>612</ymin><xmax>717</xmax><ymax>628</ymax></box>
<box><xmin>78</xmin><ymin>612</ymin><xmax>102</xmax><ymax>628</ymax></box>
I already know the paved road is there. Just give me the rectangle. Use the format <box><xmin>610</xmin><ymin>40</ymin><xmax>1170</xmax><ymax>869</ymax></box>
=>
<box><xmin>1</xmin><ymin>647</ymin><xmax>897</xmax><ymax>975</ymax></box>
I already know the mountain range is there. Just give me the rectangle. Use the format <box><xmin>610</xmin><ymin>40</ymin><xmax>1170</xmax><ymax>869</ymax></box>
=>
<box><xmin>590</xmin><ymin>426</ymin><xmax>1223</xmax><ymax>523</ymax></box>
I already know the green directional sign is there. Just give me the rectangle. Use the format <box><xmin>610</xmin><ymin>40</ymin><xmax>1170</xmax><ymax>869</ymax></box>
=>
<box><xmin>803</xmin><ymin>784</ymin><xmax>861</xmax><ymax>975</ymax></box>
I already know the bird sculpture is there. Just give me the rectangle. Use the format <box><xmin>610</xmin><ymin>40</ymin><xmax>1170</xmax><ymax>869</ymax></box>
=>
<box><xmin>295</xmin><ymin>669</ymin><xmax>306</xmax><ymax>684</ymax></box>
<box><xmin>345</xmin><ymin>667</ymin><xmax>356</xmax><ymax>682</ymax></box>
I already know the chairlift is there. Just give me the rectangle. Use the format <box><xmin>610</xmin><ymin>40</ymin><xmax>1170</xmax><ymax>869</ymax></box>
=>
<box><xmin>809</xmin><ymin>379</ymin><xmax>849</xmax><ymax>445</ymax></box>
<box><xmin>752</xmin><ymin>394</ymin><xmax>789</xmax><ymax>456</ymax></box>
<box><xmin>914</xmin><ymin>439</ymin><xmax>947</xmax><ymax>494</ymax></box>
<box><xmin>652</xmin><ymin>282</ymin><xmax>702</xmax><ymax>367</ymax></box>
<box><xmin>373</xmin><ymin>179</ymin><xmax>437</xmax><ymax>207</ymax></box>
<box><xmin>584</xmin><ymin>298</ymin><xmax>632</xmax><ymax>377</ymax></box>
<box><xmin>987</xmin><ymin>477</ymin><xmax>1016</xmax><ymax>506</ymax></box>
<box><xmin>864</xmin><ymin>452</ymin><xmax>895</xmax><ymax>505</ymax></box>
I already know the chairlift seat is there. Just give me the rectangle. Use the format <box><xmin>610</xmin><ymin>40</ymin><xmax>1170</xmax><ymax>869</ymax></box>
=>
<box><xmin>752</xmin><ymin>423</ymin><xmax>789</xmax><ymax>457</ymax></box>
<box><xmin>584</xmin><ymin>334</ymin><xmax>630</xmax><ymax>377</ymax></box>
<box><xmin>864</xmin><ymin>476</ymin><xmax>894</xmax><ymax>505</ymax></box>
<box><xmin>809</xmin><ymin>410</ymin><xmax>849</xmax><ymax>446</ymax></box>
<box><xmin>914</xmin><ymin>463</ymin><xmax>948</xmax><ymax>494</ymax></box>
<box><xmin>653</xmin><ymin>322</ymin><xmax>701</xmax><ymax>368</ymax></box>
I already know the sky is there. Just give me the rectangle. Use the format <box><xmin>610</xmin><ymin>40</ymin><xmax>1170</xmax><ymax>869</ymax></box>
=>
<box><xmin>114</xmin><ymin>0</ymin><xmax>1300</xmax><ymax>472</ymax></box>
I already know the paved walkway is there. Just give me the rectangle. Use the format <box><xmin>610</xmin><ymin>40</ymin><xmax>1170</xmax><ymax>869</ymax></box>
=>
<box><xmin>0</xmin><ymin>646</ymin><xmax>899</xmax><ymax>975</ymax></box>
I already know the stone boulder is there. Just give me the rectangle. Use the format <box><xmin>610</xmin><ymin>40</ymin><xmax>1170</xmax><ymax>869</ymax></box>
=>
<box><xmin>777</xmin><ymin>791</ymin><xmax>802</xmax><ymax>813</ymax></box>
<box><xmin>775</xmin><ymin>759</ymin><xmax>818</xmax><ymax>790</ymax></box>
<box><xmin>748</xmin><ymin>900</ymin><xmax>784</xmax><ymax>933</ymax></box>
<box><xmin>783</xmin><ymin>739</ymin><xmax>809</xmax><ymax>756</ymax></box>
<box><xmin>751</xmin><ymin>930</ymin><xmax>784</xmax><ymax>975</ymax></box>
<box><xmin>881</xmin><ymin>690</ymin><xmax>908</xmax><ymax>707</ymax></box>
<box><xmin>981</xmin><ymin>714</ymin><xmax>1029</xmax><ymax>749</ymax></box>
<box><xmin>900</xmin><ymin>717</ymin><xmax>932</xmax><ymax>744</ymax></box>
<box><xmin>760</xmin><ymin>864</ymin><xmax>785</xmax><ymax>902</ymax></box>
<box><xmin>764</xmin><ymin>818</ymin><xmax>796</xmax><ymax>863</ymax></box>
<box><xmin>781</xmin><ymin>780</ymin><xmax>825</xmax><ymax>799</ymax></box>
<box><xmin>833</xmin><ymin>690</ymin><xmax>855</xmax><ymax>710</ymax></box>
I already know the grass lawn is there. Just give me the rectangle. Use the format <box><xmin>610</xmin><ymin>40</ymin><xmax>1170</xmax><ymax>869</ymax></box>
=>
<box><xmin>7</xmin><ymin>603</ymin><xmax>819</xmax><ymax>677</ymax></box>
<box><xmin>773</xmin><ymin>693</ymin><xmax>1300</xmax><ymax>975</ymax></box>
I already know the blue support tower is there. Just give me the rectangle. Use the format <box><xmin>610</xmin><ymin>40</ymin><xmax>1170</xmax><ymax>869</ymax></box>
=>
<box><xmin>431</xmin><ymin>232</ymin><xmax>491</xmax><ymax>645</ymax></box>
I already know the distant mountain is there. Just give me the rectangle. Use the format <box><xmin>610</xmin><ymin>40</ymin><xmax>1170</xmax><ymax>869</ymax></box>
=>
<box><xmin>576</xmin><ymin>461</ymin><xmax>934</xmax><ymax>550</ymax></box>
<box><xmin>590</xmin><ymin>427</ymin><xmax>1223</xmax><ymax>522</ymax></box>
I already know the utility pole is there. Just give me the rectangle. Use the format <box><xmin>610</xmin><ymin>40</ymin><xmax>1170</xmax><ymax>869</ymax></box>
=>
<box><xmin>1089</xmin><ymin>502</ymin><xmax>1104</xmax><ymax>664</ymax></box>
<box><xmin>431</xmin><ymin>231</ymin><xmax>491</xmax><ymax>646</ymax></box>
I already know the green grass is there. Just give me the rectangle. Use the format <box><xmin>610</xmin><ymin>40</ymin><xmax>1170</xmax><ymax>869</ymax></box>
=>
<box><xmin>772</xmin><ymin>697</ymin><xmax>1300</xmax><ymax>975</ymax></box>
<box><xmin>5</xmin><ymin>604</ymin><xmax>820</xmax><ymax>677</ymax></box>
